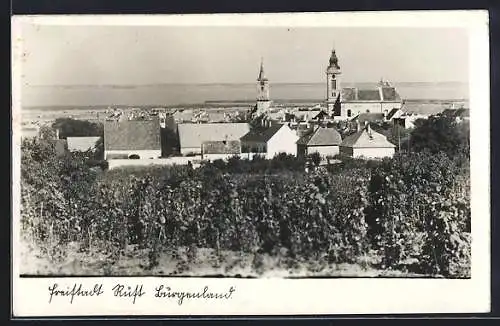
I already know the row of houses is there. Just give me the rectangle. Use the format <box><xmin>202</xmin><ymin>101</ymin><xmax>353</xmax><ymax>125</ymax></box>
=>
<box><xmin>97</xmin><ymin>117</ymin><xmax>396</xmax><ymax>162</ymax></box>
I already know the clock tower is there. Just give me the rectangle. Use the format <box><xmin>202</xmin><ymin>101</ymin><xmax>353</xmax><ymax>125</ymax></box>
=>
<box><xmin>256</xmin><ymin>58</ymin><xmax>271</xmax><ymax>115</ymax></box>
<box><xmin>326</xmin><ymin>49</ymin><xmax>342</xmax><ymax>116</ymax></box>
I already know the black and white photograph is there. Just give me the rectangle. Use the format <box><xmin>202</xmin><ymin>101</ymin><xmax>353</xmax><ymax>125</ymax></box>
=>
<box><xmin>11</xmin><ymin>11</ymin><xmax>490</xmax><ymax>316</ymax></box>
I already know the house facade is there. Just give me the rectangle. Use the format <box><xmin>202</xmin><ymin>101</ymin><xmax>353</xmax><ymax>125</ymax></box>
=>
<box><xmin>339</xmin><ymin>123</ymin><xmax>396</xmax><ymax>159</ymax></box>
<box><xmin>297</xmin><ymin>126</ymin><xmax>342</xmax><ymax>158</ymax></box>
<box><xmin>103</xmin><ymin>118</ymin><xmax>162</xmax><ymax>159</ymax></box>
<box><xmin>241</xmin><ymin>123</ymin><xmax>299</xmax><ymax>158</ymax></box>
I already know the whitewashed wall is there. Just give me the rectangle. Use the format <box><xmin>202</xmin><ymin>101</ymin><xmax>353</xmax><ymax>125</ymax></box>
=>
<box><xmin>267</xmin><ymin>125</ymin><xmax>299</xmax><ymax>157</ymax></box>
<box><xmin>105</xmin><ymin>149</ymin><xmax>161</xmax><ymax>160</ymax></box>
<box><xmin>352</xmin><ymin>147</ymin><xmax>395</xmax><ymax>159</ymax></box>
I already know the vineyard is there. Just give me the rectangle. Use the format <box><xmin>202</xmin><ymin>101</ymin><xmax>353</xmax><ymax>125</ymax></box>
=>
<box><xmin>19</xmin><ymin>138</ymin><xmax>470</xmax><ymax>278</ymax></box>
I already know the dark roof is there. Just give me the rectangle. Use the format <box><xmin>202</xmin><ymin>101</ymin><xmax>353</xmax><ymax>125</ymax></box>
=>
<box><xmin>386</xmin><ymin>108</ymin><xmax>401</xmax><ymax>120</ymax></box>
<box><xmin>240</xmin><ymin>124</ymin><xmax>283</xmax><ymax>143</ymax></box>
<box><xmin>297</xmin><ymin>127</ymin><xmax>342</xmax><ymax>146</ymax></box>
<box><xmin>104</xmin><ymin>118</ymin><xmax>161</xmax><ymax>151</ymax></box>
<box><xmin>358</xmin><ymin>89</ymin><xmax>381</xmax><ymax>101</ymax></box>
<box><xmin>381</xmin><ymin>87</ymin><xmax>401</xmax><ymax>101</ymax></box>
<box><xmin>340</xmin><ymin>125</ymin><xmax>395</xmax><ymax>149</ymax></box>
<box><xmin>353</xmin><ymin>113</ymin><xmax>385</xmax><ymax>123</ymax></box>
<box><xmin>341</xmin><ymin>86</ymin><xmax>401</xmax><ymax>102</ymax></box>
<box><xmin>342</xmin><ymin>88</ymin><xmax>357</xmax><ymax>101</ymax></box>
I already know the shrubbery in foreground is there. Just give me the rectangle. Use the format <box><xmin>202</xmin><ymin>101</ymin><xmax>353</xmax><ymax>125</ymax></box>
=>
<box><xmin>20</xmin><ymin>138</ymin><xmax>470</xmax><ymax>277</ymax></box>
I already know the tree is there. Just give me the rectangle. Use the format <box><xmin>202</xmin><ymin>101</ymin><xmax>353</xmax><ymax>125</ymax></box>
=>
<box><xmin>52</xmin><ymin>118</ymin><xmax>103</xmax><ymax>139</ymax></box>
<box><xmin>410</xmin><ymin>115</ymin><xmax>469</xmax><ymax>158</ymax></box>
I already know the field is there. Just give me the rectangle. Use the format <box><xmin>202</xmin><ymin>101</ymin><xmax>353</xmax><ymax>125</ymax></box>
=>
<box><xmin>19</xmin><ymin>133</ymin><xmax>471</xmax><ymax>278</ymax></box>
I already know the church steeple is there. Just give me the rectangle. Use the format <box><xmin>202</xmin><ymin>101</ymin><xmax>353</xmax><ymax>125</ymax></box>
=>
<box><xmin>328</xmin><ymin>49</ymin><xmax>340</xmax><ymax>70</ymax></box>
<box><xmin>258</xmin><ymin>57</ymin><xmax>268</xmax><ymax>81</ymax></box>
<box><xmin>256</xmin><ymin>57</ymin><xmax>271</xmax><ymax>115</ymax></box>
<box><xmin>326</xmin><ymin>47</ymin><xmax>342</xmax><ymax>115</ymax></box>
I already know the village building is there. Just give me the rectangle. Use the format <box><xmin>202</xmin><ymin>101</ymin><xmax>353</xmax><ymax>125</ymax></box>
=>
<box><xmin>240</xmin><ymin>123</ymin><xmax>299</xmax><ymax>158</ymax></box>
<box><xmin>385</xmin><ymin>108</ymin><xmax>405</xmax><ymax>122</ymax></box>
<box><xmin>351</xmin><ymin>112</ymin><xmax>386</xmax><ymax>124</ymax></box>
<box><xmin>103</xmin><ymin>118</ymin><xmax>161</xmax><ymax>159</ymax></box>
<box><xmin>324</xmin><ymin>49</ymin><xmax>403</xmax><ymax>120</ymax></box>
<box><xmin>177</xmin><ymin>123</ymin><xmax>250</xmax><ymax>156</ymax></box>
<box><xmin>296</xmin><ymin>126</ymin><xmax>342</xmax><ymax>158</ymax></box>
<box><xmin>393</xmin><ymin>115</ymin><xmax>417</xmax><ymax>129</ymax></box>
<box><xmin>67</xmin><ymin>136</ymin><xmax>101</xmax><ymax>152</ymax></box>
<box><xmin>201</xmin><ymin>140</ymin><xmax>241</xmax><ymax>160</ymax></box>
<box><xmin>339</xmin><ymin>123</ymin><xmax>396</xmax><ymax>159</ymax></box>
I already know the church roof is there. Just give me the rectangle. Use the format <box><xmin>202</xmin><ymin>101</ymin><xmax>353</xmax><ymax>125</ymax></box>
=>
<box><xmin>340</xmin><ymin>125</ymin><xmax>395</xmax><ymax>149</ymax></box>
<box><xmin>341</xmin><ymin>86</ymin><xmax>401</xmax><ymax>102</ymax></box>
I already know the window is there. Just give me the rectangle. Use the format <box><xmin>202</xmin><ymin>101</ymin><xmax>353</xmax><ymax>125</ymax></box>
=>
<box><xmin>347</xmin><ymin>109</ymin><xmax>352</xmax><ymax>117</ymax></box>
<box><xmin>366</xmin><ymin>109</ymin><xmax>370</xmax><ymax>113</ymax></box>
<box><xmin>332</xmin><ymin>79</ymin><xmax>337</xmax><ymax>90</ymax></box>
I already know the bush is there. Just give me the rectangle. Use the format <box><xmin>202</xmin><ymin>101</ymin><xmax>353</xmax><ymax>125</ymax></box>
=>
<box><xmin>366</xmin><ymin>151</ymin><xmax>470</xmax><ymax>276</ymax></box>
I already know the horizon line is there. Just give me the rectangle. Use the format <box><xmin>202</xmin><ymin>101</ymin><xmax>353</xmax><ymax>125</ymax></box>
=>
<box><xmin>26</xmin><ymin>80</ymin><xmax>469</xmax><ymax>88</ymax></box>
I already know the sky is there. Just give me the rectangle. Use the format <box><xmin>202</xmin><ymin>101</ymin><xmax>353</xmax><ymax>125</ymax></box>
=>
<box><xmin>19</xmin><ymin>24</ymin><xmax>469</xmax><ymax>86</ymax></box>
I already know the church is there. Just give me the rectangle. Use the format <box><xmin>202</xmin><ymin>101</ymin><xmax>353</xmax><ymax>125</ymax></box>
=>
<box><xmin>254</xmin><ymin>48</ymin><xmax>403</xmax><ymax>121</ymax></box>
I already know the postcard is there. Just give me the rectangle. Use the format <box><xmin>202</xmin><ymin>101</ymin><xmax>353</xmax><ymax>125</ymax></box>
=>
<box><xmin>11</xmin><ymin>10</ymin><xmax>490</xmax><ymax>316</ymax></box>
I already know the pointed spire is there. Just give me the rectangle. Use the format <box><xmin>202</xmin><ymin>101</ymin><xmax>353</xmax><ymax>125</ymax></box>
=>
<box><xmin>258</xmin><ymin>57</ymin><xmax>268</xmax><ymax>81</ymax></box>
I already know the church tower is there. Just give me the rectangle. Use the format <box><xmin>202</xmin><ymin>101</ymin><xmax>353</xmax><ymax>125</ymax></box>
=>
<box><xmin>326</xmin><ymin>48</ymin><xmax>342</xmax><ymax>116</ymax></box>
<box><xmin>256</xmin><ymin>58</ymin><xmax>271</xmax><ymax>115</ymax></box>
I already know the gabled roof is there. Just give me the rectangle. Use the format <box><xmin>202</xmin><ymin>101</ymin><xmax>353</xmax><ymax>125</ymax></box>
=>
<box><xmin>341</xmin><ymin>85</ymin><xmax>401</xmax><ymax>102</ymax></box>
<box><xmin>240</xmin><ymin>124</ymin><xmax>283</xmax><ymax>143</ymax></box>
<box><xmin>104</xmin><ymin>118</ymin><xmax>161</xmax><ymax>151</ymax></box>
<box><xmin>67</xmin><ymin>136</ymin><xmax>101</xmax><ymax>152</ymax></box>
<box><xmin>178</xmin><ymin>123</ymin><xmax>250</xmax><ymax>149</ymax></box>
<box><xmin>353</xmin><ymin>113</ymin><xmax>385</xmax><ymax>123</ymax></box>
<box><xmin>297</xmin><ymin>127</ymin><xmax>342</xmax><ymax>146</ymax></box>
<box><xmin>386</xmin><ymin>108</ymin><xmax>402</xmax><ymax>120</ymax></box>
<box><xmin>340</xmin><ymin>125</ymin><xmax>395</xmax><ymax>149</ymax></box>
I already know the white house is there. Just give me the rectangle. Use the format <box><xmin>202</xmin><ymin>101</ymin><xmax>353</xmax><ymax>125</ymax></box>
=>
<box><xmin>339</xmin><ymin>123</ymin><xmax>395</xmax><ymax>159</ymax></box>
<box><xmin>240</xmin><ymin>123</ymin><xmax>299</xmax><ymax>158</ymax></box>
<box><xmin>103</xmin><ymin>118</ymin><xmax>162</xmax><ymax>159</ymax></box>
<box><xmin>296</xmin><ymin>126</ymin><xmax>342</xmax><ymax>158</ymax></box>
